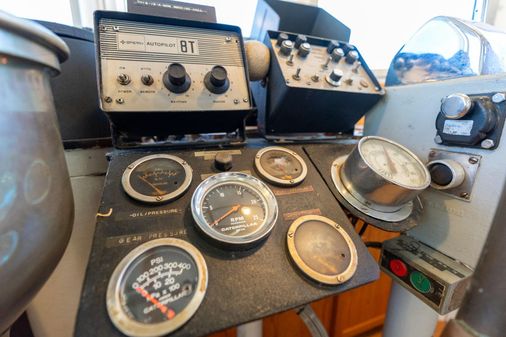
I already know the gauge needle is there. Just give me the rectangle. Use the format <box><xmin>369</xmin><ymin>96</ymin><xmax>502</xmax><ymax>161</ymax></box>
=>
<box><xmin>210</xmin><ymin>204</ymin><xmax>241</xmax><ymax>227</ymax></box>
<box><xmin>138</xmin><ymin>175</ymin><xmax>166</xmax><ymax>195</ymax></box>
<box><xmin>382</xmin><ymin>146</ymin><xmax>397</xmax><ymax>175</ymax></box>
<box><xmin>135</xmin><ymin>287</ymin><xmax>176</xmax><ymax>320</ymax></box>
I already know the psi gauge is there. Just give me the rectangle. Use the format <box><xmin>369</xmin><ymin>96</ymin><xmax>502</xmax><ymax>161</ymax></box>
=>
<box><xmin>254</xmin><ymin>147</ymin><xmax>308</xmax><ymax>186</ymax></box>
<box><xmin>191</xmin><ymin>172</ymin><xmax>278</xmax><ymax>249</ymax></box>
<box><xmin>106</xmin><ymin>238</ymin><xmax>207</xmax><ymax>337</ymax></box>
<box><xmin>122</xmin><ymin>154</ymin><xmax>192</xmax><ymax>203</ymax></box>
<box><xmin>332</xmin><ymin>136</ymin><xmax>430</xmax><ymax>222</ymax></box>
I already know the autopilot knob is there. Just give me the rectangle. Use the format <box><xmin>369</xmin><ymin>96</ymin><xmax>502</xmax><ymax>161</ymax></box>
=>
<box><xmin>294</xmin><ymin>34</ymin><xmax>307</xmax><ymax>48</ymax></box>
<box><xmin>441</xmin><ymin>93</ymin><xmax>473</xmax><ymax>119</ymax></box>
<box><xmin>280</xmin><ymin>40</ymin><xmax>294</xmax><ymax>56</ymax></box>
<box><xmin>204</xmin><ymin>65</ymin><xmax>230</xmax><ymax>94</ymax></box>
<box><xmin>163</xmin><ymin>63</ymin><xmax>191</xmax><ymax>93</ymax></box>
<box><xmin>215</xmin><ymin>152</ymin><xmax>233</xmax><ymax>171</ymax></box>
<box><xmin>345</xmin><ymin>50</ymin><xmax>359</xmax><ymax>64</ymax></box>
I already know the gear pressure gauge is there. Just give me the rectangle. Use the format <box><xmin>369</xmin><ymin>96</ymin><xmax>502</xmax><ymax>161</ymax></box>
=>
<box><xmin>287</xmin><ymin>215</ymin><xmax>357</xmax><ymax>285</ymax></box>
<box><xmin>254</xmin><ymin>147</ymin><xmax>308</xmax><ymax>186</ymax></box>
<box><xmin>191</xmin><ymin>172</ymin><xmax>278</xmax><ymax>249</ymax></box>
<box><xmin>332</xmin><ymin>136</ymin><xmax>430</xmax><ymax>222</ymax></box>
<box><xmin>122</xmin><ymin>154</ymin><xmax>192</xmax><ymax>203</ymax></box>
<box><xmin>106</xmin><ymin>238</ymin><xmax>207</xmax><ymax>337</ymax></box>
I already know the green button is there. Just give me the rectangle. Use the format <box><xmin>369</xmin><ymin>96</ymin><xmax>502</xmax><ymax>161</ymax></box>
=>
<box><xmin>409</xmin><ymin>271</ymin><xmax>432</xmax><ymax>294</ymax></box>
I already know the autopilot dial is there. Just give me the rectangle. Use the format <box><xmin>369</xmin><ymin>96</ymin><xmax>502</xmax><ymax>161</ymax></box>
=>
<box><xmin>332</xmin><ymin>136</ymin><xmax>430</xmax><ymax>222</ymax></box>
<box><xmin>191</xmin><ymin>172</ymin><xmax>278</xmax><ymax>249</ymax></box>
<box><xmin>254</xmin><ymin>147</ymin><xmax>308</xmax><ymax>186</ymax></box>
<box><xmin>106</xmin><ymin>238</ymin><xmax>207</xmax><ymax>337</ymax></box>
<box><xmin>122</xmin><ymin>154</ymin><xmax>192</xmax><ymax>204</ymax></box>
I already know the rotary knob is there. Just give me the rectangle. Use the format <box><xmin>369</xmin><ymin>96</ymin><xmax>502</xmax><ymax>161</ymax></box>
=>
<box><xmin>204</xmin><ymin>65</ymin><xmax>230</xmax><ymax>94</ymax></box>
<box><xmin>280</xmin><ymin>40</ymin><xmax>294</xmax><ymax>56</ymax></box>
<box><xmin>163</xmin><ymin>63</ymin><xmax>191</xmax><ymax>93</ymax></box>
<box><xmin>427</xmin><ymin>160</ymin><xmax>465</xmax><ymax>190</ymax></box>
<box><xmin>214</xmin><ymin>152</ymin><xmax>233</xmax><ymax>171</ymax></box>
<box><xmin>276</xmin><ymin>32</ymin><xmax>289</xmax><ymax>46</ymax></box>
<box><xmin>345</xmin><ymin>50</ymin><xmax>359</xmax><ymax>64</ymax></box>
<box><xmin>294</xmin><ymin>34</ymin><xmax>307</xmax><ymax>49</ymax></box>
<box><xmin>327</xmin><ymin>40</ymin><xmax>339</xmax><ymax>54</ymax></box>
<box><xmin>326</xmin><ymin>68</ymin><xmax>343</xmax><ymax>86</ymax></box>
<box><xmin>331</xmin><ymin>48</ymin><xmax>344</xmax><ymax>63</ymax></box>
<box><xmin>441</xmin><ymin>93</ymin><xmax>473</xmax><ymax>119</ymax></box>
<box><xmin>298</xmin><ymin>42</ymin><xmax>311</xmax><ymax>57</ymax></box>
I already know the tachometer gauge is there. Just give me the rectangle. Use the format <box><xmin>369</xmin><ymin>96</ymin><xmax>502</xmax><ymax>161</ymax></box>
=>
<box><xmin>122</xmin><ymin>154</ymin><xmax>192</xmax><ymax>203</ymax></box>
<box><xmin>332</xmin><ymin>136</ymin><xmax>430</xmax><ymax>222</ymax></box>
<box><xmin>254</xmin><ymin>147</ymin><xmax>308</xmax><ymax>186</ymax></box>
<box><xmin>287</xmin><ymin>215</ymin><xmax>357</xmax><ymax>285</ymax></box>
<box><xmin>191</xmin><ymin>172</ymin><xmax>278</xmax><ymax>249</ymax></box>
<box><xmin>106</xmin><ymin>238</ymin><xmax>207</xmax><ymax>337</ymax></box>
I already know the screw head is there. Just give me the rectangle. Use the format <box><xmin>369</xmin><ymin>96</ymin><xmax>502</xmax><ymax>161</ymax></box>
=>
<box><xmin>104</xmin><ymin>96</ymin><xmax>113</xmax><ymax>103</ymax></box>
<box><xmin>243</xmin><ymin>98</ymin><xmax>249</xmax><ymax>103</ymax></box>
<box><xmin>116</xmin><ymin>98</ymin><xmax>125</xmax><ymax>104</ymax></box>
<box><xmin>156</xmin><ymin>196</ymin><xmax>163</xmax><ymax>201</ymax></box>
<box><xmin>460</xmin><ymin>192</ymin><xmax>470</xmax><ymax>199</ymax></box>
<box><xmin>233</xmin><ymin>99</ymin><xmax>240</xmax><ymax>104</ymax></box>
<box><xmin>434</xmin><ymin>135</ymin><xmax>443</xmax><ymax>144</ymax></box>
<box><xmin>429</xmin><ymin>150</ymin><xmax>436</xmax><ymax>157</ymax></box>
<box><xmin>481</xmin><ymin>139</ymin><xmax>495</xmax><ymax>149</ymax></box>
<box><xmin>468</xmin><ymin>157</ymin><xmax>479</xmax><ymax>164</ymax></box>
<box><xmin>225</xmin><ymin>36</ymin><xmax>232</xmax><ymax>42</ymax></box>
<box><xmin>492</xmin><ymin>92</ymin><xmax>506</xmax><ymax>104</ymax></box>
<box><xmin>113</xmin><ymin>26</ymin><xmax>120</xmax><ymax>32</ymax></box>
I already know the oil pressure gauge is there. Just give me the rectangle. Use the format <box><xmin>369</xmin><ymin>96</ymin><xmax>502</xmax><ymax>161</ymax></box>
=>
<box><xmin>254</xmin><ymin>147</ymin><xmax>307</xmax><ymax>186</ymax></box>
<box><xmin>122</xmin><ymin>154</ymin><xmax>192</xmax><ymax>203</ymax></box>
<box><xmin>106</xmin><ymin>238</ymin><xmax>207</xmax><ymax>337</ymax></box>
<box><xmin>191</xmin><ymin>172</ymin><xmax>278</xmax><ymax>249</ymax></box>
<box><xmin>332</xmin><ymin>136</ymin><xmax>430</xmax><ymax>222</ymax></box>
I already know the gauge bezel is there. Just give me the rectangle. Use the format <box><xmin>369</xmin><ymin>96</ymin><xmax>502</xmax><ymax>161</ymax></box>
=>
<box><xmin>121</xmin><ymin>154</ymin><xmax>193</xmax><ymax>203</ymax></box>
<box><xmin>287</xmin><ymin>215</ymin><xmax>358</xmax><ymax>285</ymax></box>
<box><xmin>254</xmin><ymin>146</ymin><xmax>308</xmax><ymax>186</ymax></box>
<box><xmin>106</xmin><ymin>238</ymin><xmax>208</xmax><ymax>337</ymax></box>
<box><xmin>358</xmin><ymin>136</ymin><xmax>431</xmax><ymax>190</ymax></box>
<box><xmin>191</xmin><ymin>172</ymin><xmax>278</xmax><ymax>248</ymax></box>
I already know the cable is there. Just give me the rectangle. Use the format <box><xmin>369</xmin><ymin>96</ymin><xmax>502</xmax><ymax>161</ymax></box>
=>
<box><xmin>296</xmin><ymin>305</ymin><xmax>329</xmax><ymax>337</ymax></box>
<box><xmin>358</xmin><ymin>223</ymin><xmax>369</xmax><ymax>236</ymax></box>
<box><xmin>365</xmin><ymin>241</ymin><xmax>383</xmax><ymax>249</ymax></box>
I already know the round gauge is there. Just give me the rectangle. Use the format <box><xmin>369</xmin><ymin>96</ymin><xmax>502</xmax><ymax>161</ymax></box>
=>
<box><xmin>332</xmin><ymin>136</ymin><xmax>430</xmax><ymax>222</ymax></box>
<box><xmin>191</xmin><ymin>172</ymin><xmax>278</xmax><ymax>249</ymax></box>
<box><xmin>254</xmin><ymin>147</ymin><xmax>308</xmax><ymax>186</ymax></box>
<box><xmin>122</xmin><ymin>154</ymin><xmax>192</xmax><ymax>203</ymax></box>
<box><xmin>106</xmin><ymin>238</ymin><xmax>207</xmax><ymax>337</ymax></box>
<box><xmin>358</xmin><ymin>137</ymin><xmax>430</xmax><ymax>189</ymax></box>
<box><xmin>287</xmin><ymin>215</ymin><xmax>357</xmax><ymax>285</ymax></box>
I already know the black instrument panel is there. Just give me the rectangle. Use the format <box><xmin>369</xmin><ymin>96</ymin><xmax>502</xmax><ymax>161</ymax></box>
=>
<box><xmin>75</xmin><ymin>141</ymin><xmax>379</xmax><ymax>337</ymax></box>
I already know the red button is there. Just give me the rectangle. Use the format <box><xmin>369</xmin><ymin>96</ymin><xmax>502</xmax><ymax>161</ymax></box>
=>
<box><xmin>389</xmin><ymin>259</ymin><xmax>408</xmax><ymax>277</ymax></box>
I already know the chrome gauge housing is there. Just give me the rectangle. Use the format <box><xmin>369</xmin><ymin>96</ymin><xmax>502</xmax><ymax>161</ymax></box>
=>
<box><xmin>191</xmin><ymin>172</ymin><xmax>278</xmax><ymax>249</ymax></box>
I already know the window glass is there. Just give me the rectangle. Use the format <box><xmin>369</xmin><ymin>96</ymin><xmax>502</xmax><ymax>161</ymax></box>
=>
<box><xmin>1</xmin><ymin>0</ymin><xmax>73</xmax><ymax>25</ymax></box>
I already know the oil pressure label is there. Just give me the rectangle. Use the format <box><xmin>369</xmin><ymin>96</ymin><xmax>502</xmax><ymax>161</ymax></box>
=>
<box><xmin>117</xmin><ymin>33</ymin><xmax>199</xmax><ymax>55</ymax></box>
<box><xmin>443</xmin><ymin>120</ymin><xmax>473</xmax><ymax>136</ymax></box>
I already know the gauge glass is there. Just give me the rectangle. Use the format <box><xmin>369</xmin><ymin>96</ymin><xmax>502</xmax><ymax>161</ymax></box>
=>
<box><xmin>287</xmin><ymin>215</ymin><xmax>357</xmax><ymax>285</ymax></box>
<box><xmin>191</xmin><ymin>172</ymin><xmax>278</xmax><ymax>248</ymax></box>
<box><xmin>359</xmin><ymin>138</ymin><xmax>429</xmax><ymax>188</ymax></box>
<box><xmin>107</xmin><ymin>239</ymin><xmax>207</xmax><ymax>337</ymax></box>
<box><xmin>255</xmin><ymin>147</ymin><xmax>307</xmax><ymax>186</ymax></box>
<box><xmin>122</xmin><ymin>154</ymin><xmax>192</xmax><ymax>203</ymax></box>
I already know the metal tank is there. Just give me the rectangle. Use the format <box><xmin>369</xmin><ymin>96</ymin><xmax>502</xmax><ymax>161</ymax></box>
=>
<box><xmin>0</xmin><ymin>11</ymin><xmax>73</xmax><ymax>335</ymax></box>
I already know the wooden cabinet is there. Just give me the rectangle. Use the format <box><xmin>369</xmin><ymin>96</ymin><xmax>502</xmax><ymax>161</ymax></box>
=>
<box><xmin>209</xmin><ymin>224</ymin><xmax>397</xmax><ymax>337</ymax></box>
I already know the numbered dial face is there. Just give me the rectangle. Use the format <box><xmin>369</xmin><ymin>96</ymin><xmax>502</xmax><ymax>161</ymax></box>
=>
<box><xmin>191</xmin><ymin>172</ymin><xmax>278</xmax><ymax>248</ymax></box>
<box><xmin>359</xmin><ymin>138</ymin><xmax>429</xmax><ymax>188</ymax></box>
<box><xmin>287</xmin><ymin>215</ymin><xmax>357</xmax><ymax>285</ymax></box>
<box><xmin>255</xmin><ymin>147</ymin><xmax>307</xmax><ymax>186</ymax></box>
<box><xmin>107</xmin><ymin>239</ymin><xmax>207</xmax><ymax>337</ymax></box>
<box><xmin>122</xmin><ymin>155</ymin><xmax>192</xmax><ymax>203</ymax></box>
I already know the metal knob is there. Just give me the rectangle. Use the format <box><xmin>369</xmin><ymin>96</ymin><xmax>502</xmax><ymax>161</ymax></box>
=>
<box><xmin>294</xmin><ymin>34</ymin><xmax>307</xmax><ymax>49</ymax></box>
<box><xmin>441</xmin><ymin>93</ymin><xmax>473</xmax><ymax>119</ymax></box>
<box><xmin>163</xmin><ymin>63</ymin><xmax>191</xmax><ymax>93</ymax></box>
<box><xmin>298</xmin><ymin>42</ymin><xmax>311</xmax><ymax>57</ymax></box>
<box><xmin>326</xmin><ymin>68</ymin><xmax>343</xmax><ymax>86</ymax></box>
<box><xmin>331</xmin><ymin>48</ymin><xmax>344</xmax><ymax>63</ymax></box>
<box><xmin>276</xmin><ymin>32</ymin><xmax>289</xmax><ymax>46</ymax></box>
<box><xmin>215</xmin><ymin>153</ymin><xmax>233</xmax><ymax>171</ymax></box>
<box><xmin>345</xmin><ymin>50</ymin><xmax>359</xmax><ymax>64</ymax></box>
<box><xmin>204</xmin><ymin>65</ymin><xmax>230</xmax><ymax>94</ymax></box>
<box><xmin>280</xmin><ymin>40</ymin><xmax>294</xmax><ymax>56</ymax></box>
<box><xmin>327</xmin><ymin>40</ymin><xmax>339</xmax><ymax>54</ymax></box>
